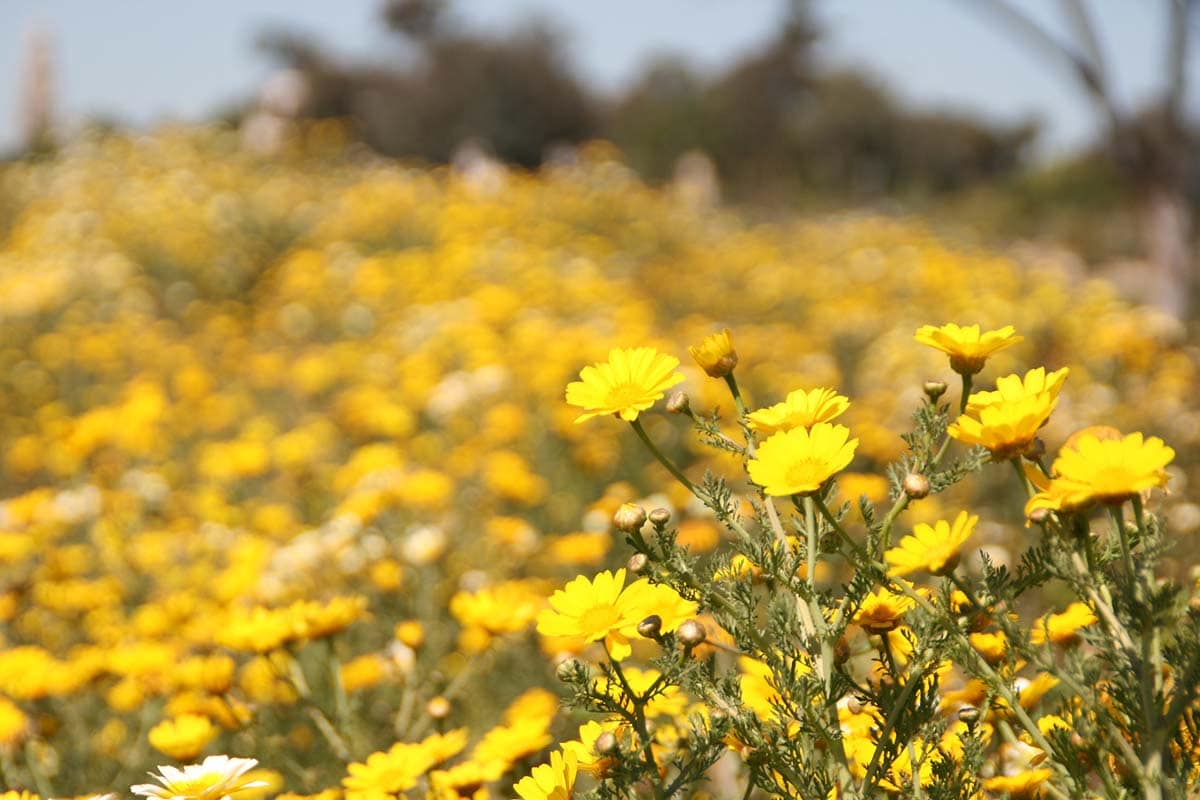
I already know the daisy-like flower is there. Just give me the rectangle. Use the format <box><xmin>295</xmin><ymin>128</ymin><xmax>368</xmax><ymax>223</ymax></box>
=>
<box><xmin>687</xmin><ymin>328</ymin><xmax>737</xmax><ymax>378</ymax></box>
<box><xmin>747</xmin><ymin>388</ymin><xmax>850</xmax><ymax>435</ymax></box>
<box><xmin>1030</xmin><ymin>602</ymin><xmax>1098</xmax><ymax>646</ymax></box>
<box><xmin>1026</xmin><ymin>431</ymin><xmax>1174</xmax><ymax>518</ymax></box>
<box><xmin>514</xmin><ymin>749</ymin><xmax>577</xmax><ymax>800</ymax></box>
<box><xmin>536</xmin><ymin>570</ymin><xmax>697</xmax><ymax>661</ymax></box>
<box><xmin>964</xmin><ymin>367</ymin><xmax>1069</xmax><ymax>414</ymax></box>
<box><xmin>565</xmin><ymin>347</ymin><xmax>684</xmax><ymax>424</ymax></box>
<box><xmin>747</xmin><ymin>422</ymin><xmax>858</xmax><ymax>496</ymax></box>
<box><xmin>948</xmin><ymin>392</ymin><xmax>1059</xmax><ymax>460</ymax></box>
<box><xmin>131</xmin><ymin>756</ymin><xmax>268</xmax><ymax>800</ymax></box>
<box><xmin>885</xmin><ymin>511</ymin><xmax>978</xmax><ymax>577</ymax></box>
<box><xmin>914</xmin><ymin>323</ymin><xmax>1023</xmax><ymax>375</ymax></box>
<box><xmin>852</xmin><ymin>585</ymin><xmax>915</xmax><ymax>633</ymax></box>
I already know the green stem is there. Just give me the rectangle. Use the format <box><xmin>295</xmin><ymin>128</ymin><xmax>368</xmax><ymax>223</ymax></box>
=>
<box><xmin>1109</xmin><ymin>505</ymin><xmax>1136</xmax><ymax>588</ymax></box>
<box><xmin>958</xmin><ymin>373</ymin><xmax>973</xmax><ymax>415</ymax></box>
<box><xmin>609</xmin><ymin>656</ymin><xmax>665</xmax><ymax>800</ymax></box>
<box><xmin>630</xmin><ymin>418</ymin><xmax>696</xmax><ymax>494</ymax></box>
<box><xmin>1010</xmin><ymin>458</ymin><xmax>1034</xmax><ymax>497</ymax></box>
<box><xmin>813</xmin><ymin>494</ymin><xmax>871</xmax><ymax>563</ymax></box>
<box><xmin>724</xmin><ymin>372</ymin><xmax>756</xmax><ymax>450</ymax></box>
<box><xmin>804</xmin><ymin>497</ymin><xmax>818</xmax><ymax>592</ymax></box>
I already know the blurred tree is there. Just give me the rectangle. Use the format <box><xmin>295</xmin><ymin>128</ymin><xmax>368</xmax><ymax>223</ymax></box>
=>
<box><xmin>960</xmin><ymin>0</ymin><xmax>1199</xmax><ymax>315</ymax></box>
<box><xmin>259</xmin><ymin>6</ymin><xmax>596</xmax><ymax>168</ymax></box>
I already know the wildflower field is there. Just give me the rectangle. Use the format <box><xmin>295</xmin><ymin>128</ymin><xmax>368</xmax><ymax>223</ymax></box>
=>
<box><xmin>0</xmin><ymin>126</ymin><xmax>1199</xmax><ymax>799</ymax></box>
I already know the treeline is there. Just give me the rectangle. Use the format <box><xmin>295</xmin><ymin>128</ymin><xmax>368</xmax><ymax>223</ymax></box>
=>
<box><xmin>255</xmin><ymin>0</ymin><xmax>1037</xmax><ymax>203</ymax></box>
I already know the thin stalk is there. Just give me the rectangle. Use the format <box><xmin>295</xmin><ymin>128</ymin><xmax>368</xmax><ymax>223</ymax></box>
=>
<box><xmin>804</xmin><ymin>497</ymin><xmax>818</xmax><ymax>592</ymax></box>
<box><xmin>814</xmin><ymin>494</ymin><xmax>871</xmax><ymax>563</ymax></box>
<box><xmin>630</xmin><ymin>418</ymin><xmax>696</xmax><ymax>494</ymax></box>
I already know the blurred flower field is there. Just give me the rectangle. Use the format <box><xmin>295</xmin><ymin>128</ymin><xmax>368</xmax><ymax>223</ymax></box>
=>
<box><xmin>0</xmin><ymin>125</ymin><xmax>1198</xmax><ymax>797</ymax></box>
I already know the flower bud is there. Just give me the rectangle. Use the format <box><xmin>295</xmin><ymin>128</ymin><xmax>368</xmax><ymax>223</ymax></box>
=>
<box><xmin>648</xmin><ymin>508</ymin><xmax>671</xmax><ymax>529</ymax></box>
<box><xmin>626</xmin><ymin>553</ymin><xmax>649</xmax><ymax>574</ymax></box>
<box><xmin>594</xmin><ymin>731</ymin><xmax>619</xmax><ymax>756</ymax></box>
<box><xmin>637</xmin><ymin>615</ymin><xmax>663</xmax><ymax>639</ymax></box>
<box><xmin>923</xmin><ymin>381</ymin><xmax>947</xmax><ymax>403</ymax></box>
<box><xmin>902</xmin><ymin>473</ymin><xmax>930</xmax><ymax>499</ymax></box>
<box><xmin>957</xmin><ymin>705</ymin><xmax>980</xmax><ymax>724</ymax></box>
<box><xmin>1028</xmin><ymin>507</ymin><xmax>1050</xmax><ymax>525</ymax></box>
<box><xmin>688</xmin><ymin>328</ymin><xmax>738</xmax><ymax>378</ymax></box>
<box><xmin>666</xmin><ymin>390</ymin><xmax>691</xmax><ymax>415</ymax></box>
<box><xmin>613</xmin><ymin>503</ymin><xmax>647</xmax><ymax>533</ymax></box>
<box><xmin>676</xmin><ymin>619</ymin><xmax>706</xmax><ymax>648</ymax></box>
<box><xmin>426</xmin><ymin>696</ymin><xmax>451</xmax><ymax>719</ymax></box>
<box><xmin>845</xmin><ymin>696</ymin><xmax>863</xmax><ymax>715</ymax></box>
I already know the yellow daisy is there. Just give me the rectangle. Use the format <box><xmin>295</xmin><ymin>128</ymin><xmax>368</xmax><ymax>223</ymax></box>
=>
<box><xmin>1030</xmin><ymin>602</ymin><xmax>1098</xmax><ymax>646</ymax></box>
<box><xmin>514</xmin><ymin>749</ymin><xmax>577</xmax><ymax>800</ymax></box>
<box><xmin>914</xmin><ymin>323</ymin><xmax>1023</xmax><ymax>375</ymax></box>
<box><xmin>964</xmin><ymin>367</ymin><xmax>1069</xmax><ymax>414</ymax></box>
<box><xmin>948</xmin><ymin>392</ymin><xmax>1059</xmax><ymax>460</ymax></box>
<box><xmin>1026</xmin><ymin>431</ymin><xmax>1174</xmax><ymax>517</ymax></box>
<box><xmin>747</xmin><ymin>422</ymin><xmax>858</xmax><ymax>496</ymax></box>
<box><xmin>852</xmin><ymin>585</ymin><xmax>915</xmax><ymax>633</ymax></box>
<box><xmin>565</xmin><ymin>347</ymin><xmax>685</xmax><ymax>423</ymax></box>
<box><xmin>535</xmin><ymin>570</ymin><xmax>697</xmax><ymax>661</ymax></box>
<box><xmin>688</xmin><ymin>328</ymin><xmax>738</xmax><ymax>378</ymax></box>
<box><xmin>981</xmin><ymin>768</ymin><xmax>1054</xmax><ymax>797</ymax></box>
<box><xmin>747</xmin><ymin>388</ymin><xmax>851</xmax><ymax>434</ymax></box>
<box><xmin>885</xmin><ymin>511</ymin><xmax>978</xmax><ymax>577</ymax></box>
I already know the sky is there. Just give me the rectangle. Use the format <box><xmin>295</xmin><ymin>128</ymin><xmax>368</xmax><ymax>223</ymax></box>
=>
<box><xmin>0</xmin><ymin>0</ymin><xmax>1193</xmax><ymax>158</ymax></box>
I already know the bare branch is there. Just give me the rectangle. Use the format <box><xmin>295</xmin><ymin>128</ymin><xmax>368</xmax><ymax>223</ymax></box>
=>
<box><xmin>964</xmin><ymin>0</ymin><xmax>1124</xmax><ymax>132</ymax></box>
<box><xmin>1164</xmin><ymin>0</ymin><xmax>1194</xmax><ymax>125</ymax></box>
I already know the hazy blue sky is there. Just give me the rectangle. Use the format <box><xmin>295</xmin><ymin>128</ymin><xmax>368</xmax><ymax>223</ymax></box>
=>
<box><xmin>0</xmin><ymin>0</ymin><xmax>1193</xmax><ymax>157</ymax></box>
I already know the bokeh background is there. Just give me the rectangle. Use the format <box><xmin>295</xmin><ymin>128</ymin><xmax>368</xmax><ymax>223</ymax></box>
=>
<box><xmin>0</xmin><ymin>1</ymin><xmax>1199</xmax><ymax>796</ymax></box>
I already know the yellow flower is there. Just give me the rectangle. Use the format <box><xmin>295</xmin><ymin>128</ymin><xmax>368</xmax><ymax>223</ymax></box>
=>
<box><xmin>148</xmin><ymin>714</ymin><xmax>218</xmax><ymax>761</ymax></box>
<box><xmin>1030</xmin><ymin>602</ymin><xmax>1098</xmax><ymax>646</ymax></box>
<box><xmin>970</xmin><ymin>630</ymin><xmax>1008</xmax><ymax>663</ymax></box>
<box><xmin>747</xmin><ymin>423</ymin><xmax>858</xmax><ymax>496</ymax></box>
<box><xmin>747</xmin><ymin>388</ymin><xmax>850</xmax><ymax>435</ymax></box>
<box><xmin>132</xmin><ymin>756</ymin><xmax>268</xmax><ymax>800</ymax></box>
<box><xmin>981</xmin><ymin>768</ymin><xmax>1054</xmax><ymax>797</ymax></box>
<box><xmin>914</xmin><ymin>323</ymin><xmax>1023</xmax><ymax>375</ymax></box>
<box><xmin>0</xmin><ymin>697</ymin><xmax>28</xmax><ymax>749</ymax></box>
<box><xmin>565</xmin><ymin>347</ymin><xmax>685</xmax><ymax>423</ymax></box>
<box><xmin>1026</xmin><ymin>431</ymin><xmax>1174</xmax><ymax>517</ymax></box>
<box><xmin>688</xmin><ymin>328</ymin><xmax>738</xmax><ymax>378</ymax></box>
<box><xmin>965</xmin><ymin>367</ymin><xmax>1069</xmax><ymax>414</ymax></box>
<box><xmin>852</xmin><ymin>585</ymin><xmax>915</xmax><ymax>633</ymax></box>
<box><xmin>885</xmin><ymin>511</ymin><xmax>978</xmax><ymax>577</ymax></box>
<box><xmin>948</xmin><ymin>391</ymin><xmax>1059</xmax><ymax>460</ymax></box>
<box><xmin>536</xmin><ymin>570</ymin><xmax>696</xmax><ymax>661</ymax></box>
<box><xmin>513</xmin><ymin>749</ymin><xmax>577</xmax><ymax>800</ymax></box>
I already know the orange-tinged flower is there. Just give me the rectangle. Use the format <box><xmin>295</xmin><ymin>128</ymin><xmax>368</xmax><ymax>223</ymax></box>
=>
<box><xmin>914</xmin><ymin>323</ymin><xmax>1023</xmax><ymax>374</ymax></box>
<box><xmin>688</xmin><ymin>328</ymin><xmax>737</xmax><ymax>378</ymax></box>
<box><xmin>565</xmin><ymin>347</ymin><xmax>684</xmax><ymax>423</ymax></box>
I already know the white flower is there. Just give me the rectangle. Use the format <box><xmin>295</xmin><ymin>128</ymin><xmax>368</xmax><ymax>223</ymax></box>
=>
<box><xmin>131</xmin><ymin>755</ymin><xmax>267</xmax><ymax>800</ymax></box>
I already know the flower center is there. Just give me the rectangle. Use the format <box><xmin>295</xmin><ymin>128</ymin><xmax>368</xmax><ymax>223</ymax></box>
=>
<box><xmin>784</xmin><ymin>458</ymin><xmax>827</xmax><ymax>489</ymax></box>
<box><xmin>604</xmin><ymin>383</ymin><xmax>646</xmax><ymax>409</ymax></box>
<box><xmin>578</xmin><ymin>603</ymin><xmax>621</xmax><ymax>636</ymax></box>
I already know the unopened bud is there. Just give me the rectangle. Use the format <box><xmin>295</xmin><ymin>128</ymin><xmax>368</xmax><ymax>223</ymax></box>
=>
<box><xmin>902</xmin><ymin>473</ymin><xmax>930</xmax><ymax>499</ymax></box>
<box><xmin>594</xmin><ymin>731</ymin><xmax>619</xmax><ymax>756</ymax></box>
<box><xmin>958</xmin><ymin>705</ymin><xmax>980</xmax><ymax>724</ymax></box>
<box><xmin>923</xmin><ymin>381</ymin><xmax>948</xmax><ymax>403</ymax></box>
<box><xmin>637</xmin><ymin>615</ymin><xmax>663</xmax><ymax>639</ymax></box>
<box><xmin>677</xmin><ymin>619</ymin><xmax>706</xmax><ymax>648</ymax></box>
<box><xmin>613</xmin><ymin>503</ymin><xmax>647</xmax><ymax>533</ymax></box>
<box><xmin>556</xmin><ymin>658</ymin><xmax>581</xmax><ymax>682</ymax></box>
<box><xmin>426</xmin><ymin>696</ymin><xmax>451</xmax><ymax>719</ymax></box>
<box><xmin>648</xmin><ymin>508</ymin><xmax>671</xmax><ymax>529</ymax></box>
<box><xmin>845</xmin><ymin>696</ymin><xmax>863</xmax><ymax>715</ymax></box>
<box><xmin>666</xmin><ymin>390</ymin><xmax>691</xmax><ymax>415</ymax></box>
<box><xmin>1028</xmin><ymin>507</ymin><xmax>1050</xmax><ymax>525</ymax></box>
<box><xmin>626</xmin><ymin>553</ymin><xmax>649</xmax><ymax>574</ymax></box>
